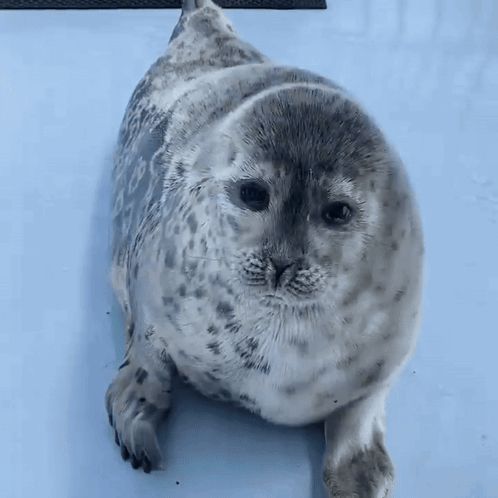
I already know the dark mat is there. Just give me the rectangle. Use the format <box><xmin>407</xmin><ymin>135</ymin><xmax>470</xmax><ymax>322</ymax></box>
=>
<box><xmin>0</xmin><ymin>0</ymin><xmax>326</xmax><ymax>9</ymax></box>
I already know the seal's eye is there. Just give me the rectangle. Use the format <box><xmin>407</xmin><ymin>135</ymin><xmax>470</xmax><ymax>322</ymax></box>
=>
<box><xmin>322</xmin><ymin>202</ymin><xmax>354</xmax><ymax>227</ymax></box>
<box><xmin>239</xmin><ymin>181</ymin><xmax>270</xmax><ymax>211</ymax></box>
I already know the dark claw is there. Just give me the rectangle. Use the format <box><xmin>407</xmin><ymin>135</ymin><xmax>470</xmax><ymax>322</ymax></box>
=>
<box><xmin>131</xmin><ymin>454</ymin><xmax>140</xmax><ymax>469</ymax></box>
<box><xmin>121</xmin><ymin>445</ymin><xmax>130</xmax><ymax>461</ymax></box>
<box><xmin>142</xmin><ymin>456</ymin><xmax>151</xmax><ymax>474</ymax></box>
<box><xmin>108</xmin><ymin>413</ymin><xmax>113</xmax><ymax>427</ymax></box>
<box><xmin>114</xmin><ymin>430</ymin><xmax>120</xmax><ymax>446</ymax></box>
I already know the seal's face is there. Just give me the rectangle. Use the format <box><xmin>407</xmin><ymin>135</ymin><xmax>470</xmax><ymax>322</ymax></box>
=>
<box><xmin>202</xmin><ymin>87</ymin><xmax>392</xmax><ymax>305</ymax></box>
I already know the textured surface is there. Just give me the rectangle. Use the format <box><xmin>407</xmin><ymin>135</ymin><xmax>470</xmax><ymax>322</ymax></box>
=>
<box><xmin>1</xmin><ymin>1</ymin><xmax>497</xmax><ymax>497</ymax></box>
<box><xmin>0</xmin><ymin>0</ymin><xmax>326</xmax><ymax>10</ymax></box>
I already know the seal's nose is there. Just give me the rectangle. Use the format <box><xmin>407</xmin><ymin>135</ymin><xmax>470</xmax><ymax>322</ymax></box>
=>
<box><xmin>270</xmin><ymin>258</ymin><xmax>295</xmax><ymax>288</ymax></box>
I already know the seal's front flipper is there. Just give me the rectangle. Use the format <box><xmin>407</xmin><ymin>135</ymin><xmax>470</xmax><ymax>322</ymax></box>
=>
<box><xmin>105</xmin><ymin>327</ymin><xmax>174</xmax><ymax>474</ymax></box>
<box><xmin>323</xmin><ymin>390</ymin><xmax>394</xmax><ymax>497</ymax></box>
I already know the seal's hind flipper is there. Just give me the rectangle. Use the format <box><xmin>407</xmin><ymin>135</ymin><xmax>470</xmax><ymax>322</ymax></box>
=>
<box><xmin>182</xmin><ymin>0</ymin><xmax>214</xmax><ymax>14</ymax></box>
<box><xmin>167</xmin><ymin>0</ymin><xmax>267</xmax><ymax>67</ymax></box>
<box><xmin>169</xmin><ymin>0</ymin><xmax>227</xmax><ymax>44</ymax></box>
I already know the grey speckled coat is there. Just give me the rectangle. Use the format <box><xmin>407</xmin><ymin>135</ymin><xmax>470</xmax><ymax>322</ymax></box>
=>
<box><xmin>106</xmin><ymin>1</ymin><xmax>424</xmax><ymax>496</ymax></box>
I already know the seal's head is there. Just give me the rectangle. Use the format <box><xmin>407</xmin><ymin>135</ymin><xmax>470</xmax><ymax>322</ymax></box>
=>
<box><xmin>188</xmin><ymin>85</ymin><xmax>404</xmax><ymax>306</ymax></box>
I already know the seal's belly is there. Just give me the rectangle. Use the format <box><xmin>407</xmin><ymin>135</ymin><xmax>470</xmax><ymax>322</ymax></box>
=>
<box><xmin>153</xmin><ymin>297</ymin><xmax>365</xmax><ymax>426</ymax></box>
<box><xmin>174</xmin><ymin>343</ymin><xmax>358</xmax><ymax>426</ymax></box>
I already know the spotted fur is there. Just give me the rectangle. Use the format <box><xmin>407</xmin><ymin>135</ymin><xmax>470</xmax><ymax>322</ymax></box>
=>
<box><xmin>106</xmin><ymin>0</ymin><xmax>423</xmax><ymax>495</ymax></box>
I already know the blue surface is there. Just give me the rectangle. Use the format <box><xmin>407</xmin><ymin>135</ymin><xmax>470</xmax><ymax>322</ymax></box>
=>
<box><xmin>1</xmin><ymin>1</ymin><xmax>497</xmax><ymax>497</ymax></box>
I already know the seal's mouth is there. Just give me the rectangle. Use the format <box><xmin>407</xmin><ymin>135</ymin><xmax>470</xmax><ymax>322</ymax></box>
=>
<box><xmin>261</xmin><ymin>293</ymin><xmax>286</xmax><ymax>302</ymax></box>
<box><xmin>258</xmin><ymin>293</ymin><xmax>293</xmax><ymax>309</ymax></box>
<box><xmin>256</xmin><ymin>292</ymin><xmax>321</xmax><ymax>314</ymax></box>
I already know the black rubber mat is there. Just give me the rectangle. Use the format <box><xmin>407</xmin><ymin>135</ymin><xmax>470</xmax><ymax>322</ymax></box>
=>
<box><xmin>0</xmin><ymin>0</ymin><xmax>326</xmax><ymax>9</ymax></box>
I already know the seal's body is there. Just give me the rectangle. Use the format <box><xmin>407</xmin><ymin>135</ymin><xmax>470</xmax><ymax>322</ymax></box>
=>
<box><xmin>106</xmin><ymin>1</ymin><xmax>423</xmax><ymax>495</ymax></box>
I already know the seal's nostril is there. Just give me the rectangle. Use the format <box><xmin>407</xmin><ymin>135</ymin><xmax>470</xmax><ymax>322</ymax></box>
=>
<box><xmin>270</xmin><ymin>258</ymin><xmax>295</xmax><ymax>287</ymax></box>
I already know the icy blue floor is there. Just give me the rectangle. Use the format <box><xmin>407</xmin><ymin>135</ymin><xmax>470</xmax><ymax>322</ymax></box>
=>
<box><xmin>1</xmin><ymin>1</ymin><xmax>497</xmax><ymax>497</ymax></box>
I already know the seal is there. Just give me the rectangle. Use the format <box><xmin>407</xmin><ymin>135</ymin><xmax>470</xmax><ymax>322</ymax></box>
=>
<box><xmin>105</xmin><ymin>0</ymin><xmax>424</xmax><ymax>495</ymax></box>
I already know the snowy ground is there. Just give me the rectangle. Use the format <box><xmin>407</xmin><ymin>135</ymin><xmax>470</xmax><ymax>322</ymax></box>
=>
<box><xmin>1</xmin><ymin>0</ymin><xmax>497</xmax><ymax>496</ymax></box>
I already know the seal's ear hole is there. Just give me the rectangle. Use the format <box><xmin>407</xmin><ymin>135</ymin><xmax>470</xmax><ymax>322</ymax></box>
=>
<box><xmin>322</xmin><ymin>201</ymin><xmax>354</xmax><ymax>227</ymax></box>
<box><xmin>238</xmin><ymin>181</ymin><xmax>270</xmax><ymax>211</ymax></box>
